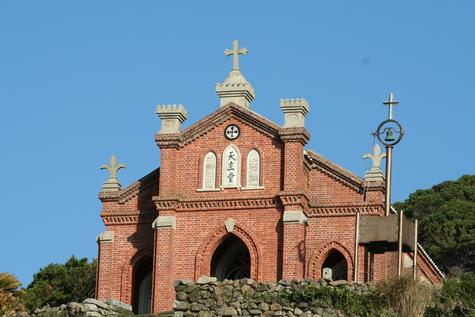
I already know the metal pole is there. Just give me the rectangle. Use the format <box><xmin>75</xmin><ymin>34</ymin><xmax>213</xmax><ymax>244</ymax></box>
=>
<box><xmin>354</xmin><ymin>212</ymin><xmax>360</xmax><ymax>282</ymax></box>
<box><xmin>413</xmin><ymin>219</ymin><xmax>418</xmax><ymax>280</ymax></box>
<box><xmin>398</xmin><ymin>210</ymin><xmax>404</xmax><ymax>277</ymax></box>
<box><xmin>385</xmin><ymin>146</ymin><xmax>393</xmax><ymax>216</ymax></box>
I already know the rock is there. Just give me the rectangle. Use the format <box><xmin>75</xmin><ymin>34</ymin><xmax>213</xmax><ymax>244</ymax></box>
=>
<box><xmin>173</xmin><ymin>300</ymin><xmax>190</xmax><ymax>311</ymax></box>
<box><xmin>83</xmin><ymin>299</ymin><xmax>111</xmax><ymax>310</ymax></box>
<box><xmin>220</xmin><ymin>307</ymin><xmax>238</xmax><ymax>316</ymax></box>
<box><xmin>83</xmin><ymin>303</ymin><xmax>99</xmax><ymax>312</ymax></box>
<box><xmin>198</xmin><ymin>312</ymin><xmax>213</xmax><ymax>317</ymax></box>
<box><xmin>176</xmin><ymin>291</ymin><xmax>188</xmax><ymax>301</ymax></box>
<box><xmin>105</xmin><ymin>299</ymin><xmax>132</xmax><ymax>311</ymax></box>
<box><xmin>190</xmin><ymin>303</ymin><xmax>206</xmax><ymax>312</ymax></box>
<box><xmin>258</xmin><ymin>302</ymin><xmax>269</xmax><ymax>311</ymax></box>
<box><xmin>197</xmin><ymin>276</ymin><xmax>217</xmax><ymax>284</ymax></box>
<box><xmin>270</xmin><ymin>303</ymin><xmax>282</xmax><ymax>311</ymax></box>
<box><xmin>85</xmin><ymin>312</ymin><xmax>102</xmax><ymax>317</ymax></box>
<box><xmin>293</xmin><ymin>308</ymin><xmax>303</xmax><ymax>315</ymax></box>
<box><xmin>329</xmin><ymin>280</ymin><xmax>347</xmax><ymax>287</ymax></box>
<box><xmin>248</xmin><ymin>309</ymin><xmax>262</xmax><ymax>315</ymax></box>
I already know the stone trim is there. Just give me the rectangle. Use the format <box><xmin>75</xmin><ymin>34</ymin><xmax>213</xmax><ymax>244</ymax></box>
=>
<box><xmin>154</xmin><ymin>196</ymin><xmax>277</xmax><ymax>212</ymax></box>
<box><xmin>307</xmin><ymin>204</ymin><xmax>384</xmax><ymax>217</ymax></box>
<box><xmin>97</xmin><ymin>231</ymin><xmax>114</xmax><ymax>243</ymax></box>
<box><xmin>156</xmin><ymin>104</ymin><xmax>188</xmax><ymax>134</ymax></box>
<box><xmin>101</xmin><ymin>210</ymin><xmax>156</xmax><ymax>225</ymax></box>
<box><xmin>152</xmin><ymin>216</ymin><xmax>176</xmax><ymax>229</ymax></box>
<box><xmin>283</xmin><ymin>210</ymin><xmax>308</xmax><ymax>225</ymax></box>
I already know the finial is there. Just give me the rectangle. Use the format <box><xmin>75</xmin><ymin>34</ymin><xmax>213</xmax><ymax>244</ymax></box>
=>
<box><xmin>216</xmin><ymin>40</ymin><xmax>255</xmax><ymax>108</ymax></box>
<box><xmin>383</xmin><ymin>92</ymin><xmax>399</xmax><ymax>120</ymax></box>
<box><xmin>363</xmin><ymin>144</ymin><xmax>386</xmax><ymax>182</ymax></box>
<box><xmin>100</xmin><ymin>155</ymin><xmax>126</xmax><ymax>192</ymax></box>
<box><xmin>224</xmin><ymin>40</ymin><xmax>248</xmax><ymax>71</ymax></box>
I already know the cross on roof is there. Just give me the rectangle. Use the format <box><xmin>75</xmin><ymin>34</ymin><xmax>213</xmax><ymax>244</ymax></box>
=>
<box><xmin>383</xmin><ymin>92</ymin><xmax>399</xmax><ymax>120</ymax></box>
<box><xmin>224</xmin><ymin>40</ymin><xmax>248</xmax><ymax>71</ymax></box>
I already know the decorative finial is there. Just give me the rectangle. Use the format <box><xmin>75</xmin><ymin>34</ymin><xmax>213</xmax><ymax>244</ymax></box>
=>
<box><xmin>363</xmin><ymin>144</ymin><xmax>386</xmax><ymax>182</ymax></box>
<box><xmin>383</xmin><ymin>92</ymin><xmax>399</xmax><ymax>120</ymax></box>
<box><xmin>216</xmin><ymin>40</ymin><xmax>255</xmax><ymax>108</ymax></box>
<box><xmin>224</xmin><ymin>40</ymin><xmax>248</xmax><ymax>71</ymax></box>
<box><xmin>100</xmin><ymin>155</ymin><xmax>126</xmax><ymax>192</ymax></box>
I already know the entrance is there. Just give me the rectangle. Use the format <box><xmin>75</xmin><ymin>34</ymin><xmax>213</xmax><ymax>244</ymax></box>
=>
<box><xmin>211</xmin><ymin>235</ymin><xmax>250</xmax><ymax>281</ymax></box>
<box><xmin>132</xmin><ymin>256</ymin><xmax>153</xmax><ymax>314</ymax></box>
<box><xmin>322</xmin><ymin>249</ymin><xmax>348</xmax><ymax>281</ymax></box>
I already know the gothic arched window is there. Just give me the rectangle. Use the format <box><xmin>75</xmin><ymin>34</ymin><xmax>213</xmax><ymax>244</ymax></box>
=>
<box><xmin>246</xmin><ymin>149</ymin><xmax>260</xmax><ymax>188</ymax></box>
<box><xmin>202</xmin><ymin>152</ymin><xmax>217</xmax><ymax>189</ymax></box>
<box><xmin>222</xmin><ymin>145</ymin><xmax>241</xmax><ymax>188</ymax></box>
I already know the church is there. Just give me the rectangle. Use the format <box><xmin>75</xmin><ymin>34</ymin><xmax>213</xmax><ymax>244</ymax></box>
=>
<box><xmin>95</xmin><ymin>41</ymin><xmax>444</xmax><ymax>314</ymax></box>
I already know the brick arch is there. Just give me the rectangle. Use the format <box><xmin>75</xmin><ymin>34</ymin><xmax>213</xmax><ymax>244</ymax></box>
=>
<box><xmin>120</xmin><ymin>248</ymin><xmax>153</xmax><ymax>302</ymax></box>
<box><xmin>195</xmin><ymin>225</ymin><xmax>259</xmax><ymax>280</ymax></box>
<box><xmin>308</xmin><ymin>241</ymin><xmax>353</xmax><ymax>281</ymax></box>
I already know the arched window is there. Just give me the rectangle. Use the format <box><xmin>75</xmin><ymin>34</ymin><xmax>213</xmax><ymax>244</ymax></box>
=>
<box><xmin>246</xmin><ymin>149</ymin><xmax>260</xmax><ymax>188</ymax></box>
<box><xmin>202</xmin><ymin>152</ymin><xmax>217</xmax><ymax>189</ymax></box>
<box><xmin>222</xmin><ymin>145</ymin><xmax>241</xmax><ymax>188</ymax></box>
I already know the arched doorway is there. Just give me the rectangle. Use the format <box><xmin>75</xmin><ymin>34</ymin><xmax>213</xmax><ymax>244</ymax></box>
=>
<box><xmin>211</xmin><ymin>235</ymin><xmax>250</xmax><ymax>281</ymax></box>
<box><xmin>321</xmin><ymin>249</ymin><xmax>348</xmax><ymax>281</ymax></box>
<box><xmin>132</xmin><ymin>256</ymin><xmax>153</xmax><ymax>315</ymax></box>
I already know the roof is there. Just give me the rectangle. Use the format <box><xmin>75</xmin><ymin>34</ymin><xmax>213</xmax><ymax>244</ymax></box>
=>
<box><xmin>304</xmin><ymin>149</ymin><xmax>364</xmax><ymax>191</ymax></box>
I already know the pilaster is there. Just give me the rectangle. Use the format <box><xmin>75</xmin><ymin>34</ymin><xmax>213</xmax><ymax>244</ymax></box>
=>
<box><xmin>96</xmin><ymin>231</ymin><xmax>114</xmax><ymax>301</ymax></box>
<box><xmin>151</xmin><ymin>216</ymin><xmax>176</xmax><ymax>313</ymax></box>
<box><xmin>282</xmin><ymin>210</ymin><xmax>308</xmax><ymax>279</ymax></box>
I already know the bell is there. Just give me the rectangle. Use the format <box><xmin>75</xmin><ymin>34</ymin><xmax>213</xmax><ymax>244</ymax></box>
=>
<box><xmin>385</xmin><ymin>128</ymin><xmax>396</xmax><ymax>142</ymax></box>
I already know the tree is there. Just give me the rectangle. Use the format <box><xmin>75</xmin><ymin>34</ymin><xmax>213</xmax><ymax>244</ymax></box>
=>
<box><xmin>394</xmin><ymin>175</ymin><xmax>475</xmax><ymax>273</ymax></box>
<box><xmin>0</xmin><ymin>272</ymin><xmax>25</xmax><ymax>316</ymax></box>
<box><xmin>23</xmin><ymin>256</ymin><xmax>96</xmax><ymax>311</ymax></box>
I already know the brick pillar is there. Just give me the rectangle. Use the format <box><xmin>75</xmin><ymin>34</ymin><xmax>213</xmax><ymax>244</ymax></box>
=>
<box><xmin>151</xmin><ymin>216</ymin><xmax>176</xmax><ymax>313</ymax></box>
<box><xmin>96</xmin><ymin>231</ymin><xmax>114</xmax><ymax>301</ymax></box>
<box><xmin>279</xmin><ymin>98</ymin><xmax>311</xmax><ymax>280</ymax></box>
<box><xmin>282</xmin><ymin>211</ymin><xmax>307</xmax><ymax>279</ymax></box>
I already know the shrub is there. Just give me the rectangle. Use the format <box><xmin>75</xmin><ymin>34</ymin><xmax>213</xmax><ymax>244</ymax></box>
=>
<box><xmin>0</xmin><ymin>272</ymin><xmax>26</xmax><ymax>316</ymax></box>
<box><xmin>23</xmin><ymin>256</ymin><xmax>96</xmax><ymax>311</ymax></box>
<box><xmin>375</xmin><ymin>276</ymin><xmax>435</xmax><ymax>317</ymax></box>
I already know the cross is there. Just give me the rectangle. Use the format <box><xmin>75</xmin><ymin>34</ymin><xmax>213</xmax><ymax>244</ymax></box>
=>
<box><xmin>383</xmin><ymin>92</ymin><xmax>399</xmax><ymax>120</ymax></box>
<box><xmin>224</xmin><ymin>40</ymin><xmax>248</xmax><ymax>71</ymax></box>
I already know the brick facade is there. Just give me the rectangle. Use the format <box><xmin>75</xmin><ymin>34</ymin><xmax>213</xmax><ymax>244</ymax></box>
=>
<box><xmin>96</xmin><ymin>103</ymin><xmax>443</xmax><ymax>314</ymax></box>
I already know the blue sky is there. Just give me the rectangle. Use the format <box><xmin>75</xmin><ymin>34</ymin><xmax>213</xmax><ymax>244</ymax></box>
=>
<box><xmin>1</xmin><ymin>1</ymin><xmax>474</xmax><ymax>286</ymax></box>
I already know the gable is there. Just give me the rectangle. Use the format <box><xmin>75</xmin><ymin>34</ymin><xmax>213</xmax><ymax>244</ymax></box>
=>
<box><xmin>181</xmin><ymin>103</ymin><xmax>281</xmax><ymax>145</ymax></box>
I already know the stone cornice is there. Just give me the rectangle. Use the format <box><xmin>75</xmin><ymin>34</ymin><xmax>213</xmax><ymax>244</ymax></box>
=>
<box><xmin>279</xmin><ymin>128</ymin><xmax>310</xmax><ymax>145</ymax></box>
<box><xmin>154</xmin><ymin>133</ymin><xmax>183</xmax><ymax>149</ymax></box>
<box><xmin>181</xmin><ymin>103</ymin><xmax>282</xmax><ymax>145</ymax></box>
<box><xmin>277</xmin><ymin>192</ymin><xmax>310</xmax><ymax>211</ymax></box>
<box><xmin>304</xmin><ymin>150</ymin><xmax>363</xmax><ymax>192</ymax></box>
<box><xmin>307</xmin><ymin>204</ymin><xmax>384</xmax><ymax>217</ymax></box>
<box><xmin>101</xmin><ymin>209</ymin><xmax>156</xmax><ymax>225</ymax></box>
<box><xmin>153</xmin><ymin>195</ymin><xmax>279</xmax><ymax>212</ymax></box>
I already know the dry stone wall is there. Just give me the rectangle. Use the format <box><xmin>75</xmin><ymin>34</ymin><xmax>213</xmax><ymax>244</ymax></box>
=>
<box><xmin>27</xmin><ymin>299</ymin><xmax>132</xmax><ymax>317</ymax></box>
<box><xmin>173</xmin><ymin>277</ymin><xmax>371</xmax><ymax>317</ymax></box>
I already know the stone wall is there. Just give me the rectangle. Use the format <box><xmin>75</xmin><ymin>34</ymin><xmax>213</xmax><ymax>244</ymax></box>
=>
<box><xmin>29</xmin><ymin>299</ymin><xmax>132</xmax><ymax>317</ymax></box>
<box><xmin>173</xmin><ymin>277</ymin><xmax>371</xmax><ymax>317</ymax></box>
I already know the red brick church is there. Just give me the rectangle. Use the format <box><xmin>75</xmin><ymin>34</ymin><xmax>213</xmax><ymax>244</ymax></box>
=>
<box><xmin>95</xmin><ymin>41</ymin><xmax>443</xmax><ymax>314</ymax></box>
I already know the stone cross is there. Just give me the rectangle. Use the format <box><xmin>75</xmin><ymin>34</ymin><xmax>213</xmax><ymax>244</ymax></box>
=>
<box><xmin>224</xmin><ymin>40</ymin><xmax>248</xmax><ymax>71</ymax></box>
<box><xmin>100</xmin><ymin>155</ymin><xmax>126</xmax><ymax>192</ymax></box>
<box><xmin>383</xmin><ymin>92</ymin><xmax>399</xmax><ymax>120</ymax></box>
<box><xmin>363</xmin><ymin>144</ymin><xmax>386</xmax><ymax>182</ymax></box>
